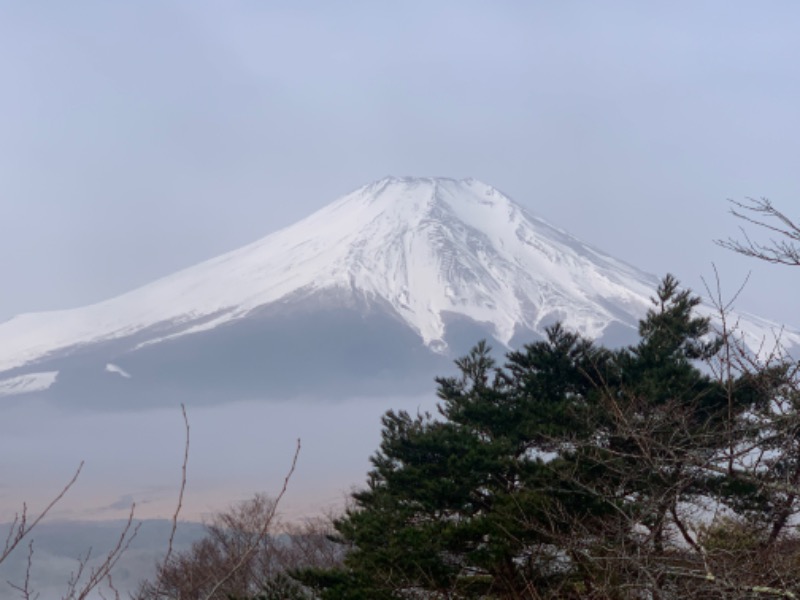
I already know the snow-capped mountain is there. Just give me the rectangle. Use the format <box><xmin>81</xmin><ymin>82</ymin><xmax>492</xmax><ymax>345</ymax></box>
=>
<box><xmin>1</xmin><ymin>177</ymin><xmax>796</xmax><ymax>406</ymax></box>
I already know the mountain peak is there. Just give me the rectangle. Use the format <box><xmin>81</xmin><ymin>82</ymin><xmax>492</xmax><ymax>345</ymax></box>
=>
<box><xmin>361</xmin><ymin>175</ymin><xmax>504</xmax><ymax>201</ymax></box>
<box><xmin>334</xmin><ymin>176</ymin><xmax>521</xmax><ymax>240</ymax></box>
<box><xmin>1</xmin><ymin>178</ymin><xmax>797</xmax><ymax>379</ymax></box>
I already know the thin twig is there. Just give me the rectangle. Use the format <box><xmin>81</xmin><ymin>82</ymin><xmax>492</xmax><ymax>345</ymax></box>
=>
<box><xmin>0</xmin><ymin>461</ymin><xmax>84</xmax><ymax>565</ymax></box>
<box><xmin>201</xmin><ymin>438</ymin><xmax>301</xmax><ymax>600</ymax></box>
<box><xmin>153</xmin><ymin>403</ymin><xmax>190</xmax><ymax>600</ymax></box>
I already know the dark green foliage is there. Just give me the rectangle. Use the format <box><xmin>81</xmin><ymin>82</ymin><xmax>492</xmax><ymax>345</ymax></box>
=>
<box><xmin>297</xmin><ymin>275</ymin><xmax>800</xmax><ymax>599</ymax></box>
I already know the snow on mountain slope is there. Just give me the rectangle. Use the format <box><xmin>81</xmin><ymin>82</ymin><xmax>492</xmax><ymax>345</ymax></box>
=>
<box><xmin>0</xmin><ymin>371</ymin><xmax>58</xmax><ymax>397</ymax></box>
<box><xmin>0</xmin><ymin>177</ymin><xmax>795</xmax><ymax>374</ymax></box>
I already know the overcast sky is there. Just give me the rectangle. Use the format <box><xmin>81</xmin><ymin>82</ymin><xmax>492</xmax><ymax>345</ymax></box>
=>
<box><xmin>1</xmin><ymin>2</ymin><xmax>799</xmax><ymax>328</ymax></box>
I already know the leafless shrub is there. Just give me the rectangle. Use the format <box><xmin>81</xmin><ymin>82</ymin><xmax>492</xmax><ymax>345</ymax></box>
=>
<box><xmin>134</xmin><ymin>439</ymin><xmax>329</xmax><ymax>600</ymax></box>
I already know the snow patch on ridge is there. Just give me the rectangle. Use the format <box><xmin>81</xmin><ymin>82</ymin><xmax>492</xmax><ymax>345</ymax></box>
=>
<box><xmin>0</xmin><ymin>371</ymin><xmax>58</xmax><ymax>397</ymax></box>
<box><xmin>105</xmin><ymin>363</ymin><xmax>132</xmax><ymax>379</ymax></box>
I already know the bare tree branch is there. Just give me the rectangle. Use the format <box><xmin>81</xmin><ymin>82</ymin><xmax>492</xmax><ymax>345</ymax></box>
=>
<box><xmin>201</xmin><ymin>438</ymin><xmax>301</xmax><ymax>600</ymax></box>
<box><xmin>717</xmin><ymin>197</ymin><xmax>800</xmax><ymax>266</ymax></box>
<box><xmin>64</xmin><ymin>502</ymin><xmax>140</xmax><ymax>600</ymax></box>
<box><xmin>0</xmin><ymin>461</ymin><xmax>84</xmax><ymax>566</ymax></box>
<box><xmin>6</xmin><ymin>540</ymin><xmax>38</xmax><ymax>600</ymax></box>
<box><xmin>151</xmin><ymin>403</ymin><xmax>190</xmax><ymax>600</ymax></box>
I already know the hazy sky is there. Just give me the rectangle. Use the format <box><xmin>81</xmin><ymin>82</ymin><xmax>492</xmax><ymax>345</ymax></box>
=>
<box><xmin>1</xmin><ymin>1</ymin><xmax>799</xmax><ymax>328</ymax></box>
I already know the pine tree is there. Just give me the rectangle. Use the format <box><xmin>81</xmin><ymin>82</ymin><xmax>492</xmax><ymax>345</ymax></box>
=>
<box><xmin>295</xmin><ymin>275</ymin><xmax>800</xmax><ymax>599</ymax></box>
<box><xmin>298</xmin><ymin>332</ymin><xmax>612</xmax><ymax>598</ymax></box>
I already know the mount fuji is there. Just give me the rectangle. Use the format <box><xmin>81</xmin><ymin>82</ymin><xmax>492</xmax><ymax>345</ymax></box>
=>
<box><xmin>1</xmin><ymin>177</ymin><xmax>796</xmax><ymax>407</ymax></box>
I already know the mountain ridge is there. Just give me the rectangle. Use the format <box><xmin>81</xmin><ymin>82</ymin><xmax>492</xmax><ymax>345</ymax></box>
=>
<box><xmin>0</xmin><ymin>177</ymin><xmax>654</xmax><ymax>371</ymax></box>
<box><xmin>1</xmin><ymin>176</ymin><xmax>797</xmax><ymax>403</ymax></box>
